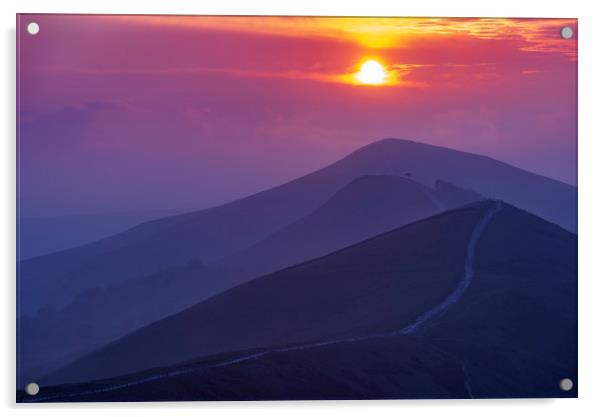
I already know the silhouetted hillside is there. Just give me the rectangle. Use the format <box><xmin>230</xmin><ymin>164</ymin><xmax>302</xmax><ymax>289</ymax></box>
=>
<box><xmin>17</xmin><ymin>175</ymin><xmax>480</xmax><ymax>385</ymax></box>
<box><xmin>18</xmin><ymin>209</ymin><xmax>187</xmax><ymax>260</ymax></box>
<box><xmin>217</xmin><ymin>175</ymin><xmax>481</xmax><ymax>282</ymax></box>
<box><xmin>40</xmin><ymin>201</ymin><xmax>576</xmax><ymax>400</ymax></box>
<box><xmin>18</xmin><ymin>139</ymin><xmax>576</xmax><ymax>317</ymax></box>
<box><xmin>43</xmin><ymin>202</ymin><xmax>490</xmax><ymax>384</ymax></box>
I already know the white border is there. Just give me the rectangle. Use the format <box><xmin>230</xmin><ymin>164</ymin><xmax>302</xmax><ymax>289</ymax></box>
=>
<box><xmin>2</xmin><ymin>1</ymin><xmax>601</xmax><ymax>416</ymax></box>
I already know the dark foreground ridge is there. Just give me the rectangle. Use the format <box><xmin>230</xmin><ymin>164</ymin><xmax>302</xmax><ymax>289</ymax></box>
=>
<box><xmin>21</xmin><ymin>202</ymin><xmax>501</xmax><ymax>402</ymax></box>
<box><xmin>20</xmin><ymin>201</ymin><xmax>577</xmax><ymax>401</ymax></box>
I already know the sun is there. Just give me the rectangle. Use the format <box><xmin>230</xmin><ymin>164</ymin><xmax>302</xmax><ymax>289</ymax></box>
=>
<box><xmin>356</xmin><ymin>60</ymin><xmax>387</xmax><ymax>85</ymax></box>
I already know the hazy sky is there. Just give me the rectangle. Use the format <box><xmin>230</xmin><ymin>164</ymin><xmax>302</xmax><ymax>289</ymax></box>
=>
<box><xmin>18</xmin><ymin>15</ymin><xmax>577</xmax><ymax>216</ymax></box>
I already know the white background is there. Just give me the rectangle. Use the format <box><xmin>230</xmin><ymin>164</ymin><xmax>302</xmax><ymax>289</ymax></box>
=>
<box><xmin>1</xmin><ymin>0</ymin><xmax>600</xmax><ymax>416</ymax></box>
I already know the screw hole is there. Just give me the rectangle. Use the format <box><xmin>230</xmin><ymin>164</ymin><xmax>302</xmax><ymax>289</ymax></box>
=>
<box><xmin>559</xmin><ymin>378</ymin><xmax>574</xmax><ymax>392</ymax></box>
<box><xmin>25</xmin><ymin>382</ymin><xmax>40</xmax><ymax>396</ymax></box>
<box><xmin>560</xmin><ymin>26</ymin><xmax>573</xmax><ymax>40</ymax></box>
<box><xmin>26</xmin><ymin>22</ymin><xmax>40</xmax><ymax>36</ymax></box>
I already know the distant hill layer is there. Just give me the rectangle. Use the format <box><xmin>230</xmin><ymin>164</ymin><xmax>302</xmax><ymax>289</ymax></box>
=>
<box><xmin>215</xmin><ymin>175</ymin><xmax>481</xmax><ymax>284</ymax></box>
<box><xmin>19</xmin><ymin>209</ymin><xmax>188</xmax><ymax>260</ymax></box>
<box><xmin>19</xmin><ymin>139</ymin><xmax>575</xmax><ymax>316</ymax></box>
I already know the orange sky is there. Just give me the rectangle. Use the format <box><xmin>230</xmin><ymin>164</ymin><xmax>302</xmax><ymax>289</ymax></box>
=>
<box><xmin>108</xmin><ymin>16</ymin><xmax>576</xmax><ymax>87</ymax></box>
<box><xmin>18</xmin><ymin>15</ymin><xmax>577</xmax><ymax>215</ymax></box>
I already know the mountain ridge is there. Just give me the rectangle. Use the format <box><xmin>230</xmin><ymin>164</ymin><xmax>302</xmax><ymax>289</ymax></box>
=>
<box><xmin>19</xmin><ymin>138</ymin><xmax>576</xmax><ymax>317</ymax></box>
<box><xmin>214</xmin><ymin>174</ymin><xmax>481</xmax><ymax>280</ymax></box>
<box><xmin>43</xmin><ymin>200</ymin><xmax>576</xmax><ymax>387</ymax></box>
<box><xmin>37</xmin><ymin>200</ymin><xmax>576</xmax><ymax>400</ymax></box>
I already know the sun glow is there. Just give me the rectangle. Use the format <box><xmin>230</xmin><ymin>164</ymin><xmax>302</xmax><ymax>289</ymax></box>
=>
<box><xmin>356</xmin><ymin>60</ymin><xmax>387</xmax><ymax>85</ymax></box>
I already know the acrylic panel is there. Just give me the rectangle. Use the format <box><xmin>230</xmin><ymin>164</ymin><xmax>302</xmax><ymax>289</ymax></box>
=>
<box><xmin>16</xmin><ymin>14</ymin><xmax>578</xmax><ymax>402</ymax></box>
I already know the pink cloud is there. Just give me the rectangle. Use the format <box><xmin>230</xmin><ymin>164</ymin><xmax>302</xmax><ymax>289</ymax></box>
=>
<box><xmin>17</xmin><ymin>14</ymin><xmax>577</xmax><ymax>216</ymax></box>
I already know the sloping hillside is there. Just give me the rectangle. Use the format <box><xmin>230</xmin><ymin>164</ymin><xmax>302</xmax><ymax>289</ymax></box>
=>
<box><xmin>28</xmin><ymin>201</ymin><xmax>576</xmax><ymax>400</ymax></box>
<box><xmin>18</xmin><ymin>139</ymin><xmax>576</xmax><ymax>316</ymax></box>
<box><xmin>17</xmin><ymin>176</ymin><xmax>479</xmax><ymax>385</ymax></box>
